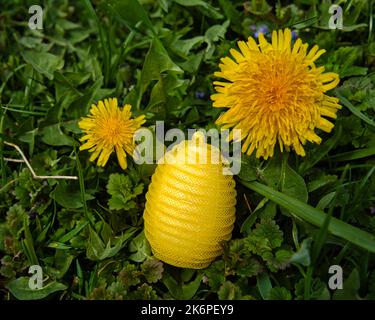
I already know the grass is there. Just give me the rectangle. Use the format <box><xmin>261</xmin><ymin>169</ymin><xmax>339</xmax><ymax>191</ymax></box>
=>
<box><xmin>0</xmin><ymin>0</ymin><xmax>375</xmax><ymax>300</ymax></box>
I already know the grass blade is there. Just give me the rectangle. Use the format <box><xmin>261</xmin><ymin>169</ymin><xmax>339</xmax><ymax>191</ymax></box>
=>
<box><xmin>82</xmin><ymin>0</ymin><xmax>110</xmax><ymax>85</ymax></box>
<box><xmin>240</xmin><ymin>180</ymin><xmax>375</xmax><ymax>253</ymax></box>
<box><xmin>1</xmin><ymin>105</ymin><xmax>46</xmax><ymax>116</ymax></box>
<box><xmin>23</xmin><ymin>217</ymin><xmax>39</xmax><ymax>266</ymax></box>
<box><xmin>336</xmin><ymin>90</ymin><xmax>375</xmax><ymax>128</ymax></box>
<box><xmin>74</xmin><ymin>148</ymin><xmax>95</xmax><ymax>226</ymax></box>
<box><xmin>56</xmin><ymin>221</ymin><xmax>89</xmax><ymax>244</ymax></box>
<box><xmin>327</xmin><ymin>147</ymin><xmax>375</xmax><ymax>162</ymax></box>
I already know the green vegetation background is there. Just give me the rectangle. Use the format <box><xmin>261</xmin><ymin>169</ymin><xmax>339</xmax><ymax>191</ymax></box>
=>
<box><xmin>0</xmin><ymin>0</ymin><xmax>374</xmax><ymax>300</ymax></box>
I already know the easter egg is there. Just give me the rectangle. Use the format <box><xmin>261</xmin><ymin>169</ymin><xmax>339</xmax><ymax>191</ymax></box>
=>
<box><xmin>143</xmin><ymin>132</ymin><xmax>236</xmax><ymax>269</ymax></box>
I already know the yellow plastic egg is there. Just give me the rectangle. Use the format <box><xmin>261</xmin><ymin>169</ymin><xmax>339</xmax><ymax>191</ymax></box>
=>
<box><xmin>143</xmin><ymin>132</ymin><xmax>236</xmax><ymax>269</ymax></box>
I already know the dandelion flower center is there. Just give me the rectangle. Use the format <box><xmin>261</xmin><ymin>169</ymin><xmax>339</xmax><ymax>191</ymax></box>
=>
<box><xmin>99</xmin><ymin>118</ymin><xmax>124</xmax><ymax>144</ymax></box>
<box><xmin>211</xmin><ymin>28</ymin><xmax>341</xmax><ymax>159</ymax></box>
<box><xmin>256</xmin><ymin>54</ymin><xmax>315</xmax><ymax>108</ymax></box>
<box><xmin>78</xmin><ymin>98</ymin><xmax>145</xmax><ymax>170</ymax></box>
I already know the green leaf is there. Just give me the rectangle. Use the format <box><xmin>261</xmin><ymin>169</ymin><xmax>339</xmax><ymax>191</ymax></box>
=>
<box><xmin>141</xmin><ymin>258</ymin><xmax>164</xmax><ymax>283</ymax></box>
<box><xmin>307</xmin><ymin>175</ymin><xmax>338</xmax><ymax>192</ymax></box>
<box><xmin>162</xmin><ymin>272</ymin><xmax>202</xmax><ymax>300</ymax></box>
<box><xmin>40</xmin><ymin>124</ymin><xmax>78</xmax><ymax>147</ymax></box>
<box><xmin>6</xmin><ymin>277</ymin><xmax>67</xmax><ymax>300</ymax></box>
<box><xmin>246</xmin><ymin>219</ymin><xmax>283</xmax><ymax>253</ymax></box>
<box><xmin>218</xmin><ymin>281</ymin><xmax>242</xmax><ymax>300</ymax></box>
<box><xmin>257</xmin><ymin>273</ymin><xmax>272</xmax><ymax>300</ymax></box>
<box><xmin>180</xmin><ymin>274</ymin><xmax>202</xmax><ymax>300</ymax></box>
<box><xmin>327</xmin><ymin>46</ymin><xmax>366</xmax><ymax>78</ymax></box>
<box><xmin>258</xmin><ymin>201</ymin><xmax>277</xmax><ymax>220</ymax></box>
<box><xmin>289</xmin><ymin>238</ymin><xmax>312</xmax><ymax>267</ymax></box>
<box><xmin>54</xmin><ymin>71</ymin><xmax>87</xmax><ymax>102</ymax></box>
<box><xmin>6</xmin><ymin>204</ymin><xmax>28</xmax><ymax>237</ymax></box>
<box><xmin>107</xmin><ymin>173</ymin><xmax>144</xmax><ymax>211</ymax></box>
<box><xmin>281</xmin><ymin>160</ymin><xmax>308</xmax><ymax>203</ymax></box>
<box><xmin>112</xmin><ymin>0</ymin><xmax>156</xmax><ymax>36</ymax></box>
<box><xmin>86</xmin><ymin>227</ymin><xmax>137</xmax><ymax>261</ymax></box>
<box><xmin>22</xmin><ymin>218</ymin><xmax>38</xmax><ymax>266</ymax></box>
<box><xmin>158</xmin><ymin>0</ymin><xmax>169</xmax><ymax>12</ymax></box>
<box><xmin>172</xmin><ymin>36</ymin><xmax>204</xmax><ymax>57</ymax></box>
<box><xmin>295</xmin><ymin>278</ymin><xmax>330</xmax><ymax>300</ymax></box>
<box><xmin>129</xmin><ymin>231</ymin><xmax>151</xmax><ymax>262</ymax></box>
<box><xmin>228</xmin><ymin>239</ymin><xmax>263</xmax><ymax>276</ymax></box>
<box><xmin>316</xmin><ymin>192</ymin><xmax>336</xmax><ymax>210</ymax></box>
<box><xmin>45</xmin><ymin>250</ymin><xmax>74</xmax><ymax>279</ymax></box>
<box><xmin>47</xmin><ymin>242</ymin><xmax>72</xmax><ymax>250</ymax></box>
<box><xmin>141</xmin><ymin>38</ymin><xmax>182</xmax><ymax>94</ymax></box>
<box><xmin>204</xmin><ymin>20</ymin><xmax>230</xmax><ymax>58</ymax></box>
<box><xmin>240</xmin><ymin>180</ymin><xmax>375</xmax><ymax>253</ymax></box>
<box><xmin>241</xmin><ymin>196</ymin><xmax>271</xmax><ymax>234</ymax></box>
<box><xmin>162</xmin><ymin>273</ymin><xmax>182</xmax><ymax>299</ymax></box>
<box><xmin>245</xmin><ymin>0</ymin><xmax>272</xmax><ymax>15</ymax></box>
<box><xmin>266</xmin><ymin>287</ymin><xmax>292</xmax><ymax>300</ymax></box>
<box><xmin>19</xmin><ymin>128</ymin><xmax>38</xmax><ymax>156</ymax></box>
<box><xmin>333</xmin><ymin>268</ymin><xmax>360</xmax><ymax>300</ymax></box>
<box><xmin>56</xmin><ymin>221</ymin><xmax>89</xmax><ymax>244</ymax></box>
<box><xmin>260</xmin><ymin>155</ymin><xmax>282</xmax><ymax>189</ymax></box>
<box><xmin>173</xmin><ymin>0</ymin><xmax>223</xmax><ymax>19</ymax></box>
<box><xmin>338</xmin><ymin>75</ymin><xmax>375</xmax><ymax>112</ymax></box>
<box><xmin>203</xmin><ymin>260</ymin><xmax>225</xmax><ymax>291</ymax></box>
<box><xmin>146</xmin><ymin>73</ymin><xmax>188</xmax><ymax>116</ymax></box>
<box><xmin>50</xmin><ymin>181</ymin><xmax>93</xmax><ymax>209</ymax></box>
<box><xmin>238</xmin><ymin>155</ymin><xmax>258</xmax><ymax>182</ymax></box>
<box><xmin>118</xmin><ymin>263</ymin><xmax>141</xmax><ymax>288</ymax></box>
<box><xmin>341</xmin><ymin>66</ymin><xmax>368</xmax><ymax>77</ymax></box>
<box><xmin>21</xmin><ymin>51</ymin><xmax>64</xmax><ymax>80</ymax></box>
<box><xmin>218</xmin><ymin>0</ymin><xmax>241</xmax><ymax>31</ymax></box>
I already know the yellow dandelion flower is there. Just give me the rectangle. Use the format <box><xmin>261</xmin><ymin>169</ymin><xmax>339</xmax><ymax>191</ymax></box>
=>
<box><xmin>78</xmin><ymin>98</ymin><xmax>146</xmax><ymax>170</ymax></box>
<box><xmin>211</xmin><ymin>28</ymin><xmax>341</xmax><ymax>159</ymax></box>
